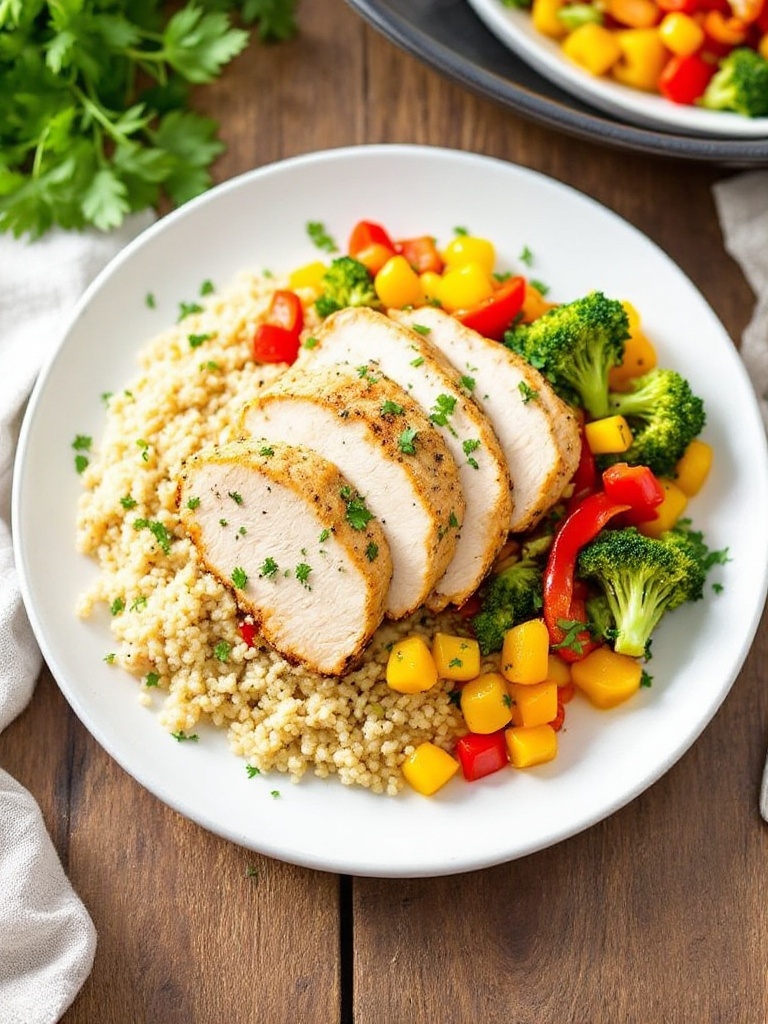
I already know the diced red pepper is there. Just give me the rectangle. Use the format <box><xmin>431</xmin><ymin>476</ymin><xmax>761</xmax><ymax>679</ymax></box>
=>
<box><xmin>456</xmin><ymin>276</ymin><xmax>527</xmax><ymax>341</ymax></box>
<box><xmin>550</xmin><ymin>701</ymin><xmax>566</xmax><ymax>732</ymax></box>
<box><xmin>266</xmin><ymin>289</ymin><xmax>304</xmax><ymax>335</ymax></box>
<box><xmin>455</xmin><ymin>731</ymin><xmax>509</xmax><ymax>781</ymax></box>
<box><xmin>656</xmin><ymin>0</ymin><xmax>700</xmax><ymax>12</ymax></box>
<box><xmin>659</xmin><ymin>53</ymin><xmax>717</xmax><ymax>105</ymax></box>
<box><xmin>253</xmin><ymin>323</ymin><xmax>301</xmax><ymax>364</ymax></box>
<box><xmin>566</xmin><ymin>423</ymin><xmax>599</xmax><ymax>513</ymax></box>
<box><xmin>602</xmin><ymin>463</ymin><xmax>665</xmax><ymax>525</ymax></box>
<box><xmin>348</xmin><ymin>220</ymin><xmax>396</xmax><ymax>259</ymax></box>
<box><xmin>457</xmin><ymin>592</ymin><xmax>483</xmax><ymax>619</ymax></box>
<box><xmin>239</xmin><ymin>621</ymin><xmax>257</xmax><ymax>647</ymax></box>
<box><xmin>542</xmin><ymin>491</ymin><xmax>630</xmax><ymax>662</ymax></box>
<box><xmin>395</xmin><ymin>236</ymin><xmax>444</xmax><ymax>274</ymax></box>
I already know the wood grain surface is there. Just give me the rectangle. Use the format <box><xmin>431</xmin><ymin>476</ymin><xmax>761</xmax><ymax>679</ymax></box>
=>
<box><xmin>2</xmin><ymin>1</ymin><xmax>767</xmax><ymax>1021</ymax></box>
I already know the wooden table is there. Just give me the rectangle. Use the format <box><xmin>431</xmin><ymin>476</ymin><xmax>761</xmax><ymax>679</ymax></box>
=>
<box><xmin>3</xmin><ymin>2</ymin><xmax>767</xmax><ymax>1021</ymax></box>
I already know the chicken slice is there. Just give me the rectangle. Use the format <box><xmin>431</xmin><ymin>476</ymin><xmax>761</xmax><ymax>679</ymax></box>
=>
<box><xmin>178</xmin><ymin>438</ymin><xmax>392</xmax><ymax>676</ymax></box>
<box><xmin>392</xmin><ymin>306</ymin><xmax>581</xmax><ymax>533</ymax></box>
<box><xmin>303</xmin><ymin>306</ymin><xmax>512</xmax><ymax>611</ymax></box>
<box><xmin>240</xmin><ymin>362</ymin><xmax>465</xmax><ymax>619</ymax></box>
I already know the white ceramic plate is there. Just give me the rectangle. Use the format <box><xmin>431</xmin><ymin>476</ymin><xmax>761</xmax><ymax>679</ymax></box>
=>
<box><xmin>14</xmin><ymin>145</ymin><xmax>768</xmax><ymax>877</ymax></box>
<box><xmin>467</xmin><ymin>0</ymin><xmax>768</xmax><ymax>138</ymax></box>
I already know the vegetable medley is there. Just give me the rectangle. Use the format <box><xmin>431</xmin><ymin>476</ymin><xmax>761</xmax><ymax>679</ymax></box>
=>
<box><xmin>256</xmin><ymin>217</ymin><xmax>726</xmax><ymax>796</ymax></box>
<box><xmin>501</xmin><ymin>0</ymin><xmax>768</xmax><ymax>116</ymax></box>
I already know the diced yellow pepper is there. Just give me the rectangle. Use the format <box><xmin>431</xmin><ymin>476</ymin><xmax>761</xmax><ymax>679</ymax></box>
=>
<box><xmin>658</xmin><ymin>12</ymin><xmax>705</xmax><ymax>55</ymax></box>
<box><xmin>419</xmin><ymin>271</ymin><xmax>443</xmax><ymax>304</ymax></box>
<box><xmin>637</xmin><ymin>479</ymin><xmax>688</xmax><ymax>537</ymax></box>
<box><xmin>374</xmin><ymin>255</ymin><xmax>425</xmax><ymax>309</ymax></box>
<box><xmin>505</xmin><ymin>724</ymin><xmax>558</xmax><ymax>768</ymax></box>
<box><xmin>759</xmin><ymin>31</ymin><xmax>768</xmax><ymax>60</ymax></box>
<box><xmin>460</xmin><ymin>672</ymin><xmax>513</xmax><ymax>734</ymax></box>
<box><xmin>607</xmin><ymin>0</ymin><xmax>661</xmax><ymax>27</ymax></box>
<box><xmin>500</xmin><ymin>618</ymin><xmax>550</xmax><ymax>685</ymax></box>
<box><xmin>356</xmin><ymin>242</ymin><xmax>397</xmax><ymax>276</ymax></box>
<box><xmin>532</xmin><ymin>0</ymin><xmax>568</xmax><ymax>38</ymax></box>
<box><xmin>386</xmin><ymin>636</ymin><xmax>438</xmax><ymax>694</ymax></box>
<box><xmin>608</xmin><ymin>330</ymin><xmax>657</xmax><ymax>390</ymax></box>
<box><xmin>545</xmin><ymin>653</ymin><xmax>572</xmax><ymax>688</ymax></box>
<box><xmin>570</xmin><ymin>646</ymin><xmax>642</xmax><ymax>709</ymax></box>
<box><xmin>402</xmin><ymin>742</ymin><xmax>460</xmax><ymax>796</ymax></box>
<box><xmin>612</xmin><ymin>29</ymin><xmax>668</xmax><ymax>91</ymax></box>
<box><xmin>674</xmin><ymin>439</ymin><xmax>713</xmax><ymax>497</ymax></box>
<box><xmin>520</xmin><ymin>282</ymin><xmax>555</xmax><ymax>323</ymax></box>
<box><xmin>432</xmin><ymin>633</ymin><xmax>481</xmax><ymax>682</ymax></box>
<box><xmin>436</xmin><ymin>262</ymin><xmax>495</xmax><ymax>313</ymax></box>
<box><xmin>584</xmin><ymin>415</ymin><xmax>634</xmax><ymax>455</ymax></box>
<box><xmin>441</xmin><ymin>235</ymin><xmax>496</xmax><ymax>274</ymax></box>
<box><xmin>508</xmin><ymin>680</ymin><xmax>559</xmax><ymax>728</ymax></box>
<box><xmin>289</xmin><ymin>260</ymin><xmax>327</xmax><ymax>295</ymax></box>
<box><xmin>562</xmin><ymin>23</ymin><xmax>623</xmax><ymax>76</ymax></box>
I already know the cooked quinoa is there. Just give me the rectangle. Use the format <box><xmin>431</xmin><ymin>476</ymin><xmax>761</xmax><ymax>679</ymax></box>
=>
<box><xmin>75</xmin><ymin>270</ymin><xmax>468</xmax><ymax>795</ymax></box>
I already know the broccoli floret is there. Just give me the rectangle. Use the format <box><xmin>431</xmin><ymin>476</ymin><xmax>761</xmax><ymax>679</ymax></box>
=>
<box><xmin>504</xmin><ymin>291</ymin><xmax>629</xmax><ymax>419</ymax></box>
<box><xmin>471</xmin><ymin>558</ymin><xmax>543</xmax><ymax>655</ymax></box>
<box><xmin>700</xmin><ymin>49</ymin><xmax>768</xmax><ymax>119</ymax></box>
<box><xmin>315</xmin><ymin>256</ymin><xmax>379</xmax><ymax>317</ymax></box>
<box><xmin>576</xmin><ymin>524</ymin><xmax>713</xmax><ymax>658</ymax></box>
<box><xmin>604</xmin><ymin>368</ymin><xmax>705</xmax><ymax>477</ymax></box>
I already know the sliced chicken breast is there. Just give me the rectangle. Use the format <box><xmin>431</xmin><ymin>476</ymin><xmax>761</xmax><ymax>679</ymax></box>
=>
<box><xmin>178</xmin><ymin>438</ymin><xmax>392</xmax><ymax>676</ymax></box>
<box><xmin>240</xmin><ymin>362</ymin><xmax>465</xmax><ymax>620</ymax></box>
<box><xmin>303</xmin><ymin>306</ymin><xmax>512</xmax><ymax>611</ymax></box>
<box><xmin>392</xmin><ymin>307</ymin><xmax>581</xmax><ymax>533</ymax></box>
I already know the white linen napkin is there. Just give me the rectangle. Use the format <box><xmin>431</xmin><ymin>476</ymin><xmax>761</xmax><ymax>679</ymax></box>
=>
<box><xmin>712</xmin><ymin>170</ymin><xmax>768</xmax><ymax>432</ymax></box>
<box><xmin>0</xmin><ymin>211</ymin><xmax>154</xmax><ymax>1024</ymax></box>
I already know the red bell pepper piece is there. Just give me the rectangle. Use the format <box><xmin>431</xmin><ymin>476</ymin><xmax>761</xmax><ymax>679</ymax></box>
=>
<box><xmin>656</xmin><ymin>0</ymin><xmax>700</xmax><ymax>11</ymax></box>
<box><xmin>266</xmin><ymin>289</ymin><xmax>304</xmax><ymax>335</ymax></box>
<box><xmin>658</xmin><ymin>54</ymin><xmax>717</xmax><ymax>105</ymax></box>
<box><xmin>542</xmin><ymin>492</ymin><xmax>630</xmax><ymax>662</ymax></box>
<box><xmin>456</xmin><ymin>276</ymin><xmax>527</xmax><ymax>341</ymax></box>
<box><xmin>239</xmin><ymin>621</ymin><xmax>257</xmax><ymax>647</ymax></box>
<box><xmin>395</xmin><ymin>236</ymin><xmax>444</xmax><ymax>274</ymax></box>
<box><xmin>455</xmin><ymin>731</ymin><xmax>509</xmax><ymax>781</ymax></box>
<box><xmin>348</xmin><ymin>220</ymin><xmax>396</xmax><ymax>259</ymax></box>
<box><xmin>602</xmin><ymin>463</ymin><xmax>664</xmax><ymax>525</ymax></box>
<box><xmin>566</xmin><ymin>423</ymin><xmax>599</xmax><ymax>513</ymax></box>
<box><xmin>253</xmin><ymin>323</ymin><xmax>301</xmax><ymax>364</ymax></box>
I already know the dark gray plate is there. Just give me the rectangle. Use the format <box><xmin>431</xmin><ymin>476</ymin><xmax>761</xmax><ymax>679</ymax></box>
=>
<box><xmin>346</xmin><ymin>0</ymin><xmax>768</xmax><ymax>164</ymax></box>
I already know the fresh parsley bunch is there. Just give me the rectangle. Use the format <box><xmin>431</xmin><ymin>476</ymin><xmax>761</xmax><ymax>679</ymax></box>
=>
<box><xmin>0</xmin><ymin>1</ymin><xmax>297</xmax><ymax>238</ymax></box>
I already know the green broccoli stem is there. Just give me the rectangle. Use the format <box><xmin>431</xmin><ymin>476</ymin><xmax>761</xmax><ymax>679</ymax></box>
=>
<box><xmin>607</xmin><ymin>574</ymin><xmax>673</xmax><ymax>657</ymax></box>
<box><xmin>570</xmin><ymin>351</ymin><xmax>613</xmax><ymax>419</ymax></box>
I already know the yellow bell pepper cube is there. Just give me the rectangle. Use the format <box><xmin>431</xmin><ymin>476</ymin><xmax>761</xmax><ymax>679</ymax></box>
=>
<box><xmin>760</xmin><ymin>31</ymin><xmax>768</xmax><ymax>60</ymax></box>
<box><xmin>584</xmin><ymin>415</ymin><xmax>633</xmax><ymax>455</ymax></box>
<box><xmin>419</xmin><ymin>271</ymin><xmax>443</xmax><ymax>305</ymax></box>
<box><xmin>562</xmin><ymin>23</ymin><xmax>623</xmax><ymax>76</ymax></box>
<box><xmin>608</xmin><ymin>330</ymin><xmax>657</xmax><ymax>390</ymax></box>
<box><xmin>402</xmin><ymin>742</ymin><xmax>460</xmax><ymax>796</ymax></box>
<box><xmin>436</xmin><ymin>262</ymin><xmax>495</xmax><ymax>313</ymax></box>
<box><xmin>674</xmin><ymin>439</ymin><xmax>713</xmax><ymax>497</ymax></box>
<box><xmin>501</xmin><ymin>618</ymin><xmax>550</xmax><ymax>685</ymax></box>
<box><xmin>505</xmin><ymin>724</ymin><xmax>558</xmax><ymax>768</ymax></box>
<box><xmin>532</xmin><ymin>0</ymin><xmax>568</xmax><ymax>37</ymax></box>
<box><xmin>288</xmin><ymin>260</ymin><xmax>327</xmax><ymax>295</ymax></box>
<box><xmin>658</xmin><ymin>12</ymin><xmax>705</xmax><ymax>55</ymax></box>
<box><xmin>432</xmin><ymin>633</ymin><xmax>481</xmax><ymax>682</ymax></box>
<box><xmin>520</xmin><ymin>282</ymin><xmax>555</xmax><ymax>323</ymax></box>
<box><xmin>441</xmin><ymin>235</ymin><xmax>496</xmax><ymax>274</ymax></box>
<box><xmin>374</xmin><ymin>255</ymin><xmax>425</xmax><ymax>309</ymax></box>
<box><xmin>460</xmin><ymin>672</ymin><xmax>513</xmax><ymax>734</ymax></box>
<box><xmin>545</xmin><ymin>653</ymin><xmax>572</xmax><ymax>688</ymax></box>
<box><xmin>570</xmin><ymin>646</ymin><xmax>643</xmax><ymax>709</ymax></box>
<box><xmin>637</xmin><ymin>479</ymin><xmax>688</xmax><ymax>537</ymax></box>
<box><xmin>607</xmin><ymin>0</ymin><xmax>662</xmax><ymax>27</ymax></box>
<box><xmin>386</xmin><ymin>636</ymin><xmax>438</xmax><ymax>694</ymax></box>
<box><xmin>612</xmin><ymin>29</ymin><xmax>668</xmax><ymax>91</ymax></box>
<box><xmin>508</xmin><ymin>680</ymin><xmax>559</xmax><ymax>728</ymax></box>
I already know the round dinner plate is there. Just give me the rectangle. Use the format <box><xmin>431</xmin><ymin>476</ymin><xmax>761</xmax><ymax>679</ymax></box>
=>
<box><xmin>347</xmin><ymin>0</ymin><xmax>768</xmax><ymax>163</ymax></box>
<box><xmin>13</xmin><ymin>145</ymin><xmax>768</xmax><ymax>877</ymax></box>
<box><xmin>467</xmin><ymin>0</ymin><xmax>768</xmax><ymax>139</ymax></box>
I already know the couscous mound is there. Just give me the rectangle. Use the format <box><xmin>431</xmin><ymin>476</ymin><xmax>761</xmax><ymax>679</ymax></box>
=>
<box><xmin>75</xmin><ymin>271</ymin><xmax>467</xmax><ymax>795</ymax></box>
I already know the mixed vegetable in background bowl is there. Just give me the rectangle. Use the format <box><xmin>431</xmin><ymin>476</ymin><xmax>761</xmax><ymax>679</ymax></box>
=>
<box><xmin>500</xmin><ymin>0</ymin><xmax>768</xmax><ymax>115</ymax></box>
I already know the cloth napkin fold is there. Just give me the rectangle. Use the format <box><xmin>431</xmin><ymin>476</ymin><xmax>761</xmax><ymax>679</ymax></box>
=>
<box><xmin>0</xmin><ymin>211</ymin><xmax>154</xmax><ymax>1024</ymax></box>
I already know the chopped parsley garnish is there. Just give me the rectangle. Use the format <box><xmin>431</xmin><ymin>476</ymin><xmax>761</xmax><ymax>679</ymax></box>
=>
<box><xmin>104</xmin><ymin>653</ymin><xmax>116</xmax><ymax>664</ymax></box>
<box><xmin>177</xmin><ymin>301</ymin><xmax>204</xmax><ymax>321</ymax></box>
<box><xmin>246</xmin><ymin>764</ymin><xmax>261</xmax><ymax>778</ymax></box>
<box><xmin>397</xmin><ymin>427</ymin><xmax>418</xmax><ymax>455</ymax></box>
<box><xmin>259</xmin><ymin>556</ymin><xmax>279</xmax><ymax>578</ymax></box>
<box><xmin>295</xmin><ymin>563</ymin><xmax>312</xmax><ymax>587</ymax></box>
<box><xmin>145</xmin><ymin>293</ymin><xmax>156</xmax><ymax>309</ymax></box>
<box><xmin>270</xmin><ymin>789</ymin><xmax>281</xmax><ymax>798</ymax></box>
<box><xmin>72</xmin><ymin>435</ymin><xmax>92</xmax><ymax>474</ymax></box>
<box><xmin>462</xmin><ymin>438</ymin><xmax>481</xmax><ymax>469</ymax></box>
<box><xmin>186</xmin><ymin>496</ymin><xmax>201</xmax><ymax>510</ymax></box>
<box><xmin>381</xmin><ymin>400</ymin><xmax>405</xmax><ymax>417</ymax></box>
<box><xmin>110</xmin><ymin>598</ymin><xmax>125</xmax><ymax>616</ymax></box>
<box><xmin>319</xmin><ymin>528</ymin><xmax>331</xmax><ymax>543</ymax></box>
<box><xmin>518</xmin><ymin>381</ymin><xmax>539</xmax><ymax>403</ymax></box>
<box><xmin>259</xmin><ymin>445</ymin><xmax>275</xmax><ymax>457</ymax></box>
<box><xmin>641</xmin><ymin>670</ymin><xmax>653</xmax><ymax>688</ymax></box>
<box><xmin>365</xmin><ymin>542</ymin><xmax>379</xmax><ymax>562</ymax></box>
<box><xmin>188</xmin><ymin>332</ymin><xmax>214</xmax><ymax>348</ymax></box>
<box><xmin>171</xmin><ymin>731</ymin><xmax>199</xmax><ymax>742</ymax></box>
<box><xmin>410</xmin><ymin>324</ymin><xmax>431</xmax><ymax>336</ymax></box>
<box><xmin>553</xmin><ymin>618</ymin><xmax>591</xmax><ymax>656</ymax></box>
<box><xmin>340</xmin><ymin>487</ymin><xmax>374</xmax><ymax>531</ymax></box>
<box><xmin>429</xmin><ymin>394</ymin><xmax>457</xmax><ymax>428</ymax></box>
<box><xmin>519</xmin><ymin>245</ymin><xmax>534</xmax><ymax>266</ymax></box>
<box><xmin>459</xmin><ymin>374</ymin><xmax>476</xmax><ymax>392</ymax></box>
<box><xmin>228</xmin><ymin>491</ymin><xmax>243</xmax><ymax>505</ymax></box>
<box><xmin>448</xmin><ymin>657</ymin><xmax>463</xmax><ymax>668</ymax></box>
<box><xmin>454</xmin><ymin>226</ymin><xmax>469</xmax><ymax>236</ymax></box>
<box><xmin>214</xmin><ymin>640</ymin><xmax>231</xmax><ymax>662</ymax></box>
<box><xmin>199</xmin><ymin>279</ymin><xmax>214</xmax><ymax>296</ymax></box>
<box><xmin>409</xmin><ymin>356</ymin><xmax>424</xmax><ymax>368</ymax></box>
<box><xmin>130</xmin><ymin>595</ymin><xmax>147</xmax><ymax>612</ymax></box>
<box><xmin>306</xmin><ymin>221</ymin><xmax>338</xmax><ymax>253</ymax></box>
<box><xmin>136</xmin><ymin>439</ymin><xmax>150</xmax><ymax>461</ymax></box>
<box><xmin>304</xmin><ymin>337</ymin><xmax>319</xmax><ymax>349</ymax></box>
<box><xmin>145</xmin><ymin>672</ymin><xmax>160</xmax><ymax>688</ymax></box>
<box><xmin>133</xmin><ymin>518</ymin><xmax>172</xmax><ymax>554</ymax></box>
<box><xmin>449</xmin><ymin>511</ymin><xmax>460</xmax><ymax>529</ymax></box>
<box><xmin>120</xmin><ymin>495</ymin><xmax>137</xmax><ymax>509</ymax></box>
<box><xmin>530</xmin><ymin>279</ymin><xmax>550</xmax><ymax>296</ymax></box>
<box><xmin>231</xmin><ymin>566</ymin><xmax>248</xmax><ymax>589</ymax></box>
